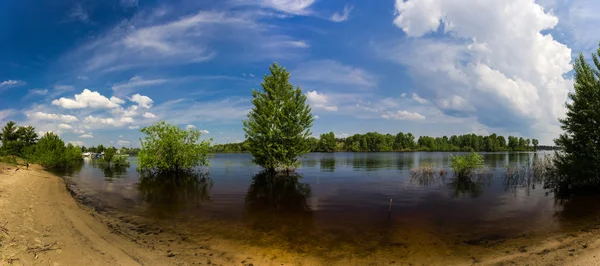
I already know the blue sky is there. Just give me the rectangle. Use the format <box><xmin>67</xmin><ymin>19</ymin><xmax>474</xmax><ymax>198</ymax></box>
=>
<box><xmin>0</xmin><ymin>0</ymin><xmax>597</xmax><ymax>147</ymax></box>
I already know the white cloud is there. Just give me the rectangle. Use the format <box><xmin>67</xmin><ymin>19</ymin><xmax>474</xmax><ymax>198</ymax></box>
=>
<box><xmin>80</xmin><ymin>133</ymin><xmax>94</xmax><ymax>139</ymax></box>
<box><xmin>0</xmin><ymin>80</ymin><xmax>24</xmax><ymax>89</ymax></box>
<box><xmin>294</xmin><ymin>60</ymin><xmax>376</xmax><ymax>88</ymax></box>
<box><xmin>201</xmin><ymin>129</ymin><xmax>210</xmax><ymax>134</ymax></box>
<box><xmin>26</xmin><ymin>112</ymin><xmax>79</xmax><ymax>123</ymax></box>
<box><xmin>306</xmin><ymin>91</ymin><xmax>338</xmax><ymax>111</ymax></box>
<box><xmin>142</xmin><ymin>112</ymin><xmax>156</xmax><ymax>119</ymax></box>
<box><xmin>130</xmin><ymin>94</ymin><xmax>153</xmax><ymax>109</ymax></box>
<box><xmin>314</xmin><ymin>115</ymin><xmax>320</xmax><ymax>119</ymax></box>
<box><xmin>112</xmin><ymin>77</ymin><xmax>168</xmax><ymax>96</ymax></box>
<box><xmin>412</xmin><ymin>93</ymin><xmax>428</xmax><ymax>104</ymax></box>
<box><xmin>119</xmin><ymin>135</ymin><xmax>123</xmax><ymax>138</ymax></box>
<box><xmin>335</xmin><ymin>132</ymin><xmax>349</xmax><ymax>138</ymax></box>
<box><xmin>68</xmin><ymin>3</ymin><xmax>89</xmax><ymax>23</ymax></box>
<box><xmin>186</xmin><ymin>124</ymin><xmax>196</xmax><ymax>129</ymax></box>
<box><xmin>52</xmin><ymin>89</ymin><xmax>124</xmax><ymax>109</ymax></box>
<box><xmin>129</xmin><ymin>126</ymin><xmax>140</xmax><ymax>129</ymax></box>
<box><xmin>58</xmin><ymin>124</ymin><xmax>73</xmax><ymax>130</ymax></box>
<box><xmin>388</xmin><ymin>0</ymin><xmax>572</xmax><ymax>143</ymax></box>
<box><xmin>265</xmin><ymin>40</ymin><xmax>310</xmax><ymax>48</ymax></box>
<box><xmin>84</xmin><ymin>116</ymin><xmax>121</xmax><ymax>126</ymax></box>
<box><xmin>118</xmin><ymin>140</ymin><xmax>131</xmax><ymax>146</ymax></box>
<box><xmin>27</xmin><ymin>89</ymin><xmax>48</xmax><ymax>96</ymax></box>
<box><xmin>381</xmin><ymin>110</ymin><xmax>426</xmax><ymax>121</ymax></box>
<box><xmin>120</xmin><ymin>117</ymin><xmax>135</xmax><ymax>124</ymax></box>
<box><xmin>331</xmin><ymin>5</ymin><xmax>353</xmax><ymax>22</ymax></box>
<box><xmin>260</xmin><ymin>0</ymin><xmax>315</xmax><ymax>15</ymax></box>
<box><xmin>401</xmin><ymin>93</ymin><xmax>407</xmax><ymax>98</ymax></box>
<box><xmin>73</xmin><ymin>129</ymin><xmax>85</xmax><ymax>134</ymax></box>
<box><xmin>77</xmin><ymin>75</ymin><xmax>89</xmax><ymax>80</ymax></box>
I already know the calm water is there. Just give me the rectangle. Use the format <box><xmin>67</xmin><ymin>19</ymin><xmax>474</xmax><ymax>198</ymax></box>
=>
<box><xmin>58</xmin><ymin>152</ymin><xmax>600</xmax><ymax>259</ymax></box>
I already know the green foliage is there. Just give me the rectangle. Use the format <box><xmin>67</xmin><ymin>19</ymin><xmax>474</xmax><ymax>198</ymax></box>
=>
<box><xmin>104</xmin><ymin>147</ymin><xmax>117</xmax><ymax>163</ymax></box>
<box><xmin>30</xmin><ymin>133</ymin><xmax>82</xmax><ymax>169</ymax></box>
<box><xmin>450</xmin><ymin>152</ymin><xmax>484</xmax><ymax>177</ymax></box>
<box><xmin>243</xmin><ymin>63</ymin><xmax>313</xmax><ymax>172</ymax></box>
<box><xmin>138</xmin><ymin>121</ymin><xmax>211</xmax><ymax>174</ymax></box>
<box><xmin>317</xmin><ymin>132</ymin><xmax>336</xmax><ymax>152</ymax></box>
<box><xmin>552</xmin><ymin>44</ymin><xmax>600</xmax><ymax>195</ymax></box>
<box><xmin>112</xmin><ymin>155</ymin><xmax>130</xmax><ymax>167</ymax></box>
<box><xmin>0</xmin><ymin>121</ymin><xmax>38</xmax><ymax>156</ymax></box>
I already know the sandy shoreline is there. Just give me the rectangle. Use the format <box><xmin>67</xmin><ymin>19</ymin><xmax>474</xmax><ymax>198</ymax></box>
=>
<box><xmin>2</xmin><ymin>164</ymin><xmax>600</xmax><ymax>265</ymax></box>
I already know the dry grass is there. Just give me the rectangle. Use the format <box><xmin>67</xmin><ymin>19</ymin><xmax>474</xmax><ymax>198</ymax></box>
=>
<box><xmin>410</xmin><ymin>163</ymin><xmax>448</xmax><ymax>186</ymax></box>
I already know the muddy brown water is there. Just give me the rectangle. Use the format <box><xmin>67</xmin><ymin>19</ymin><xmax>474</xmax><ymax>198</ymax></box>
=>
<box><xmin>54</xmin><ymin>152</ymin><xmax>600</xmax><ymax>262</ymax></box>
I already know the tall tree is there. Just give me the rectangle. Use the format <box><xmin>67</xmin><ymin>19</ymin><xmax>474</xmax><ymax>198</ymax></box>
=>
<box><xmin>243</xmin><ymin>63</ymin><xmax>313</xmax><ymax>172</ymax></box>
<box><xmin>554</xmin><ymin>45</ymin><xmax>600</xmax><ymax>192</ymax></box>
<box><xmin>532</xmin><ymin>139</ymin><xmax>539</xmax><ymax>151</ymax></box>
<box><xmin>0</xmin><ymin>121</ymin><xmax>18</xmax><ymax>144</ymax></box>
<box><xmin>318</xmin><ymin>132</ymin><xmax>336</xmax><ymax>152</ymax></box>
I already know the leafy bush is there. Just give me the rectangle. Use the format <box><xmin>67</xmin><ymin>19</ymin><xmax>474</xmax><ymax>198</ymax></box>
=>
<box><xmin>112</xmin><ymin>155</ymin><xmax>130</xmax><ymax>167</ymax></box>
<box><xmin>30</xmin><ymin>133</ymin><xmax>82</xmax><ymax>169</ymax></box>
<box><xmin>103</xmin><ymin>147</ymin><xmax>117</xmax><ymax>163</ymax></box>
<box><xmin>450</xmin><ymin>152</ymin><xmax>484</xmax><ymax>177</ymax></box>
<box><xmin>138</xmin><ymin>121</ymin><xmax>211</xmax><ymax>174</ymax></box>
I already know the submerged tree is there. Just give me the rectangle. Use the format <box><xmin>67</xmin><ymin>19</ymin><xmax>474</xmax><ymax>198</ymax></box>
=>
<box><xmin>243</xmin><ymin>63</ymin><xmax>314</xmax><ymax>172</ymax></box>
<box><xmin>138</xmin><ymin>121</ymin><xmax>211</xmax><ymax>175</ymax></box>
<box><xmin>553</xmin><ymin>44</ymin><xmax>600</xmax><ymax>194</ymax></box>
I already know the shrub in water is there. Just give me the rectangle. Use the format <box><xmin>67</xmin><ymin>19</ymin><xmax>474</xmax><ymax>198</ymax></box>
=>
<box><xmin>450</xmin><ymin>152</ymin><xmax>484</xmax><ymax>177</ymax></box>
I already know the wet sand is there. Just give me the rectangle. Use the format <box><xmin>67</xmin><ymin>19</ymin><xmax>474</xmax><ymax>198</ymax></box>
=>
<box><xmin>1</xmin><ymin>163</ymin><xmax>600</xmax><ymax>265</ymax></box>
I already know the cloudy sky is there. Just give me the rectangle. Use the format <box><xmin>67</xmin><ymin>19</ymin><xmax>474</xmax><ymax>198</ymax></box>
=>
<box><xmin>0</xmin><ymin>0</ymin><xmax>596</xmax><ymax>147</ymax></box>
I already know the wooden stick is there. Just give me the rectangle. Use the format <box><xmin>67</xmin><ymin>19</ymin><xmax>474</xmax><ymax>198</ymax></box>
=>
<box><xmin>389</xmin><ymin>199</ymin><xmax>393</xmax><ymax>212</ymax></box>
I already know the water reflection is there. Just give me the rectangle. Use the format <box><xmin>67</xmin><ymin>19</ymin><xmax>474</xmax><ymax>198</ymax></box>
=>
<box><xmin>137</xmin><ymin>172</ymin><xmax>213</xmax><ymax>212</ymax></box>
<box><xmin>319</xmin><ymin>156</ymin><xmax>335</xmax><ymax>172</ymax></box>
<box><xmin>91</xmin><ymin>160</ymin><xmax>127</xmax><ymax>179</ymax></box>
<box><xmin>244</xmin><ymin>171</ymin><xmax>313</xmax><ymax>235</ymax></box>
<box><xmin>450</xmin><ymin>176</ymin><xmax>485</xmax><ymax>198</ymax></box>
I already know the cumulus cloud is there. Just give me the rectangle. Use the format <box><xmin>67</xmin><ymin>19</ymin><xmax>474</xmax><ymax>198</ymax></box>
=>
<box><xmin>128</xmin><ymin>126</ymin><xmax>140</xmax><ymax>129</ymax></box>
<box><xmin>80</xmin><ymin>133</ymin><xmax>94</xmax><ymax>138</ymax></box>
<box><xmin>26</xmin><ymin>112</ymin><xmax>79</xmax><ymax>123</ymax></box>
<box><xmin>58</xmin><ymin>124</ymin><xmax>73</xmax><ymax>130</ymax></box>
<box><xmin>118</xmin><ymin>140</ymin><xmax>131</xmax><ymax>146</ymax></box>
<box><xmin>52</xmin><ymin>89</ymin><xmax>124</xmax><ymax>109</ymax></box>
<box><xmin>186</xmin><ymin>124</ymin><xmax>196</xmax><ymax>129</ymax></box>
<box><xmin>331</xmin><ymin>5</ymin><xmax>353</xmax><ymax>22</ymax></box>
<box><xmin>306</xmin><ymin>91</ymin><xmax>338</xmax><ymax>111</ymax></box>
<box><xmin>83</xmin><ymin>115</ymin><xmax>133</xmax><ymax>127</ymax></box>
<box><xmin>130</xmin><ymin>94</ymin><xmax>153</xmax><ymax>109</ymax></box>
<box><xmin>73</xmin><ymin>129</ymin><xmax>85</xmax><ymax>134</ymax></box>
<box><xmin>201</xmin><ymin>129</ymin><xmax>210</xmax><ymax>134</ymax></box>
<box><xmin>381</xmin><ymin>110</ymin><xmax>426</xmax><ymax>121</ymax></box>
<box><xmin>388</xmin><ymin>0</ymin><xmax>572</xmax><ymax>142</ymax></box>
<box><xmin>142</xmin><ymin>112</ymin><xmax>156</xmax><ymax>118</ymax></box>
<box><xmin>412</xmin><ymin>93</ymin><xmax>428</xmax><ymax>104</ymax></box>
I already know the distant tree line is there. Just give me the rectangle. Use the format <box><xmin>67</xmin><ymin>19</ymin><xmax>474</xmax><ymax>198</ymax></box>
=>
<box><xmin>211</xmin><ymin>132</ymin><xmax>542</xmax><ymax>153</ymax></box>
<box><xmin>81</xmin><ymin>145</ymin><xmax>140</xmax><ymax>155</ymax></box>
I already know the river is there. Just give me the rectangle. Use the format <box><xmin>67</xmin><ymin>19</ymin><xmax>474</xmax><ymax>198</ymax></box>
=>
<box><xmin>56</xmin><ymin>151</ymin><xmax>600</xmax><ymax>263</ymax></box>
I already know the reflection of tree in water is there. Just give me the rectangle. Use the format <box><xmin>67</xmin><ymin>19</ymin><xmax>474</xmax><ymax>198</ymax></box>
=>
<box><xmin>320</xmin><ymin>157</ymin><xmax>335</xmax><ymax>172</ymax></box>
<box><xmin>553</xmin><ymin>195</ymin><xmax>600</xmax><ymax>231</ymax></box>
<box><xmin>450</xmin><ymin>176</ymin><xmax>487</xmax><ymax>198</ymax></box>
<box><xmin>244</xmin><ymin>171</ymin><xmax>314</xmax><ymax>243</ymax></box>
<box><xmin>138</xmin><ymin>172</ymin><xmax>213</xmax><ymax>212</ymax></box>
<box><xmin>91</xmin><ymin>160</ymin><xmax>127</xmax><ymax>179</ymax></box>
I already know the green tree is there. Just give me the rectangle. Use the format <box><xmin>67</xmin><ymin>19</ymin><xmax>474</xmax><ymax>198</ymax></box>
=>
<box><xmin>318</xmin><ymin>132</ymin><xmax>336</xmax><ymax>152</ymax></box>
<box><xmin>0</xmin><ymin>121</ymin><xmax>18</xmax><ymax>143</ymax></box>
<box><xmin>532</xmin><ymin>139</ymin><xmax>539</xmax><ymax>151</ymax></box>
<box><xmin>97</xmin><ymin>144</ymin><xmax>105</xmax><ymax>153</ymax></box>
<box><xmin>553</xmin><ymin>45</ymin><xmax>600</xmax><ymax>193</ymax></box>
<box><xmin>243</xmin><ymin>63</ymin><xmax>313</xmax><ymax>172</ymax></box>
<box><xmin>138</xmin><ymin>121</ymin><xmax>211</xmax><ymax>174</ymax></box>
<box><xmin>104</xmin><ymin>147</ymin><xmax>117</xmax><ymax>163</ymax></box>
<box><xmin>31</xmin><ymin>133</ymin><xmax>82</xmax><ymax>168</ymax></box>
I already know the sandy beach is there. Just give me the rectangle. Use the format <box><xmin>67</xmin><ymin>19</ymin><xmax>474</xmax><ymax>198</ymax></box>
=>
<box><xmin>2</xmin><ymin>163</ymin><xmax>600</xmax><ymax>266</ymax></box>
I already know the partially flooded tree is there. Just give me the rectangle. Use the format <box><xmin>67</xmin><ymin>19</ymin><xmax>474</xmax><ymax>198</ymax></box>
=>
<box><xmin>243</xmin><ymin>63</ymin><xmax>314</xmax><ymax>173</ymax></box>
<box><xmin>553</xmin><ymin>44</ymin><xmax>600</xmax><ymax>194</ymax></box>
<box><xmin>138</xmin><ymin>121</ymin><xmax>211</xmax><ymax>175</ymax></box>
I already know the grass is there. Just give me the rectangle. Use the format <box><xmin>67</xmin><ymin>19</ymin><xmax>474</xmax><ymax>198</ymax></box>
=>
<box><xmin>410</xmin><ymin>163</ymin><xmax>448</xmax><ymax>186</ymax></box>
<box><xmin>450</xmin><ymin>152</ymin><xmax>484</xmax><ymax>178</ymax></box>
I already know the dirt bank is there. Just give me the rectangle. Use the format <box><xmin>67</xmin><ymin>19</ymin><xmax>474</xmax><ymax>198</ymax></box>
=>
<box><xmin>2</xmin><ymin>164</ymin><xmax>600</xmax><ymax>265</ymax></box>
